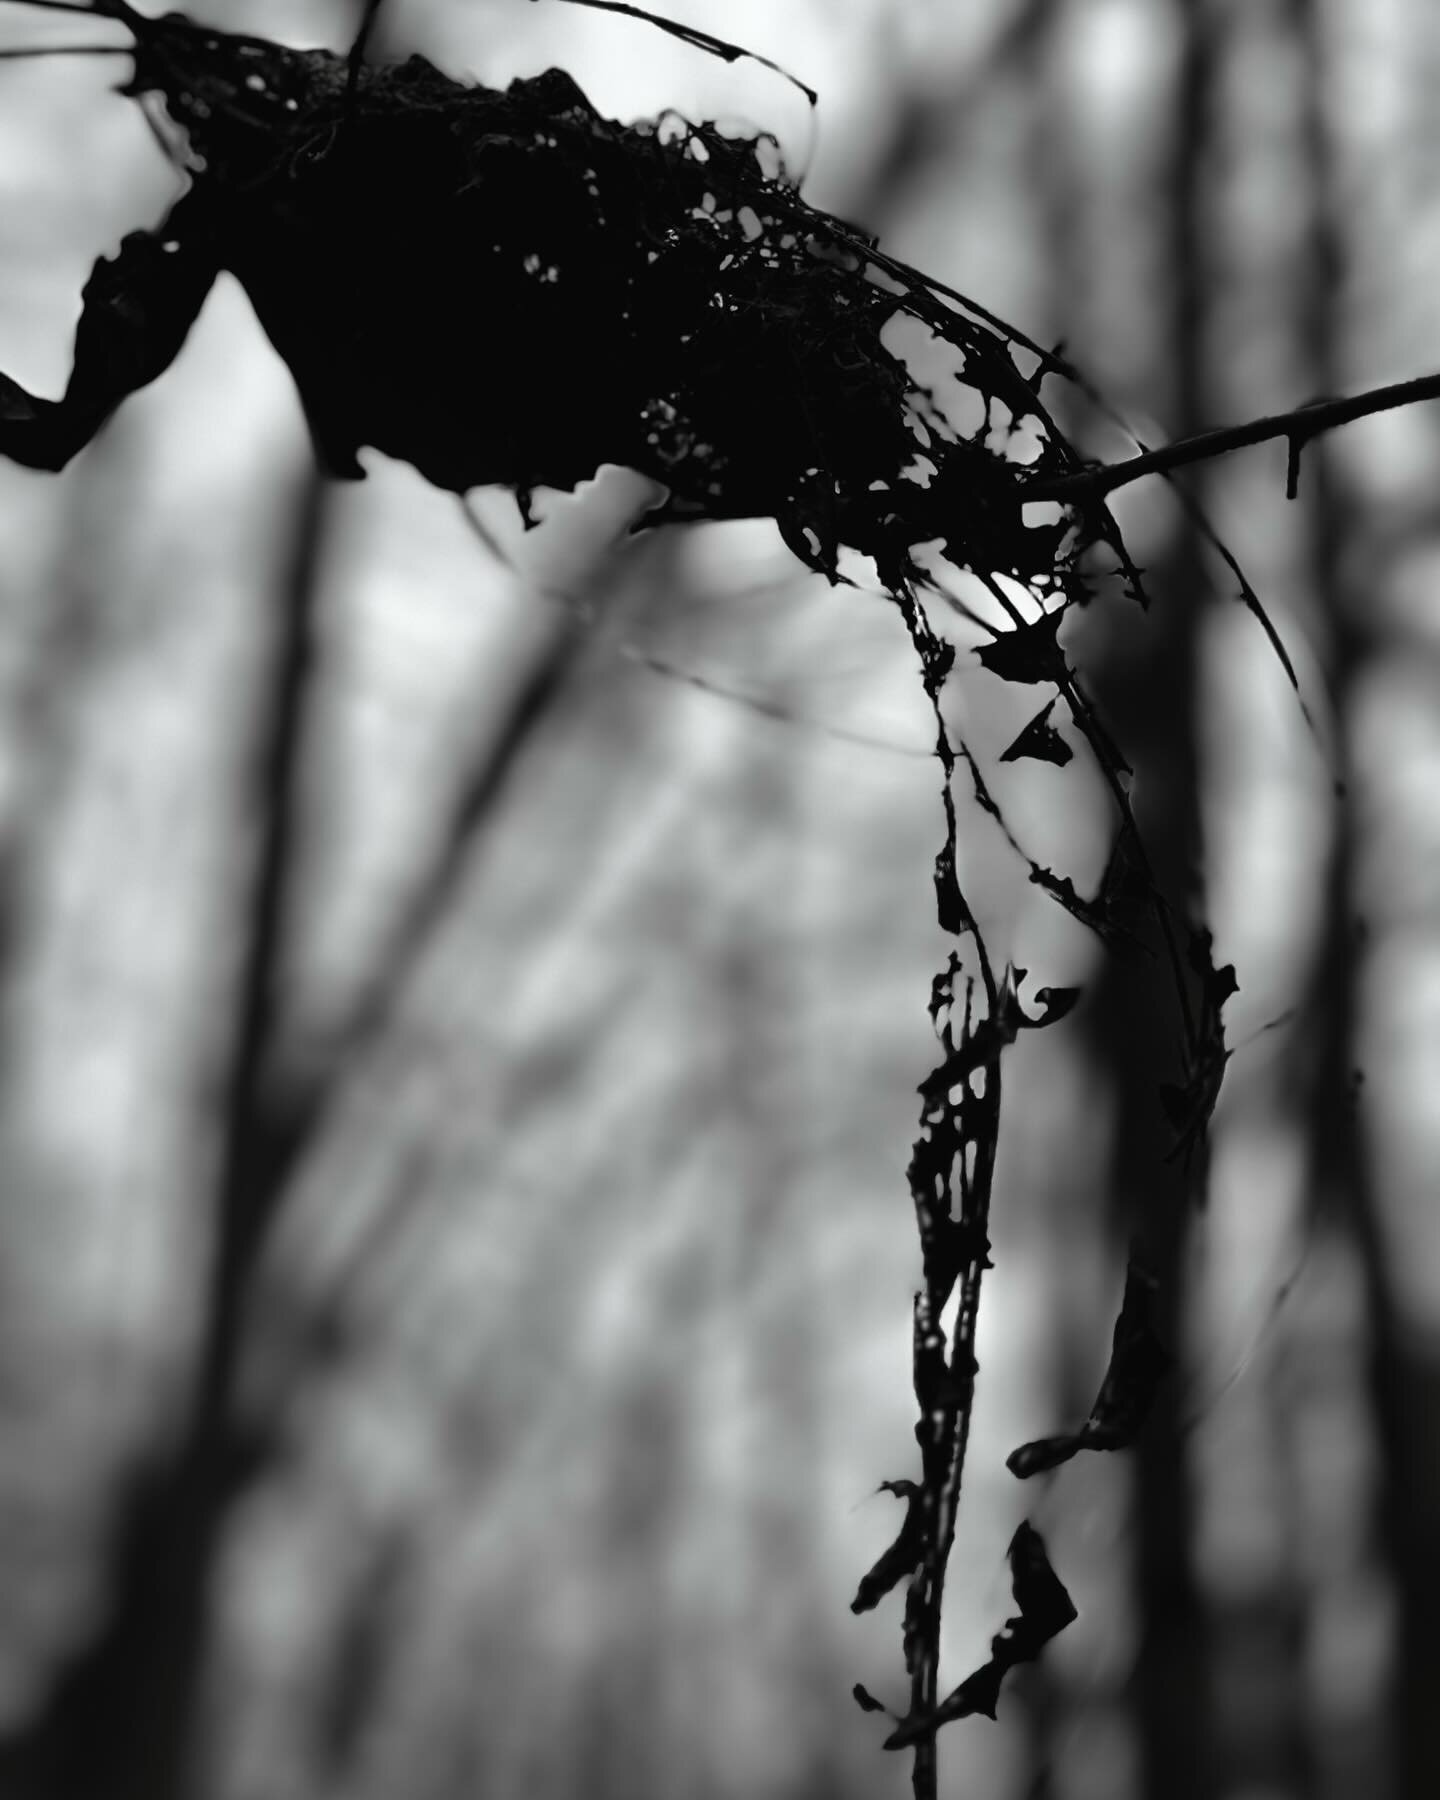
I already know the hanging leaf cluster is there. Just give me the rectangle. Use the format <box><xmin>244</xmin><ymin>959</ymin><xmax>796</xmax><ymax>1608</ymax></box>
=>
<box><xmin>0</xmin><ymin>4</ymin><xmax>1258</xmax><ymax>1793</ymax></box>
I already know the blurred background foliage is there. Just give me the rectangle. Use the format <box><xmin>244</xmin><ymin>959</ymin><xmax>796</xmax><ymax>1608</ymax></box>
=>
<box><xmin>0</xmin><ymin>0</ymin><xmax>1437</xmax><ymax>1796</ymax></box>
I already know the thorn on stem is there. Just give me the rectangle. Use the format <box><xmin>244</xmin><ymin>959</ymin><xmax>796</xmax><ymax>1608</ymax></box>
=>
<box><xmin>1285</xmin><ymin>430</ymin><xmax>1304</xmax><ymax>500</ymax></box>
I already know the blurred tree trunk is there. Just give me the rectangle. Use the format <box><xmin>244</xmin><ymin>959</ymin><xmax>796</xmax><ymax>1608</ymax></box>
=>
<box><xmin>1017</xmin><ymin>6</ymin><xmax>1079</xmax><ymax>1791</ymax></box>
<box><xmin>1294</xmin><ymin>1</ymin><xmax>1440</xmax><ymax>1794</ymax></box>
<box><xmin>1082</xmin><ymin>3</ymin><xmax>1219</xmax><ymax>1796</ymax></box>
<box><xmin>0</xmin><ymin>466</ymin><xmax>330</xmax><ymax>1800</ymax></box>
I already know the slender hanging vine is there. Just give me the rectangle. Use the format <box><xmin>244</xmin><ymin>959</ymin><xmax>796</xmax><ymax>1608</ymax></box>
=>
<box><xmin>0</xmin><ymin>4</ymin><xmax>1434</xmax><ymax>1794</ymax></box>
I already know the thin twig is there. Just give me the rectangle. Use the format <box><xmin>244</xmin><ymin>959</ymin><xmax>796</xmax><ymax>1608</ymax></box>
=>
<box><xmin>1023</xmin><ymin>370</ymin><xmax>1440</xmax><ymax>503</ymax></box>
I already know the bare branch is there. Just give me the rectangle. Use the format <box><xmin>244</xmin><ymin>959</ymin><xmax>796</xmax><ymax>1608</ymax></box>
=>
<box><xmin>1023</xmin><ymin>371</ymin><xmax>1440</xmax><ymax>503</ymax></box>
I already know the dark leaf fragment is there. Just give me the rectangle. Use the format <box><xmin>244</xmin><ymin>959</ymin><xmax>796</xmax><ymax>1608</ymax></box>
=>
<box><xmin>1007</xmin><ymin>1263</ymin><xmax>1172</xmax><ymax>1477</ymax></box>
<box><xmin>1163</xmin><ymin>928</ymin><xmax>1240</xmax><ymax>1162</ymax></box>
<box><xmin>999</xmin><ymin>698</ymin><xmax>1072</xmax><ymax>767</ymax></box>
<box><xmin>1028</xmin><ymin>984</ymin><xmax>1081</xmax><ymax>1027</ymax></box>
<box><xmin>851</xmin><ymin>1480</ymin><xmax>925</xmax><ymax>1614</ymax></box>
<box><xmin>852</xmin><ymin>1683</ymin><xmax>890</xmax><ymax>1715</ymax></box>
<box><xmin>882</xmin><ymin>1522</ymin><xmax>1077</xmax><ymax>1748</ymax></box>
<box><xmin>975</xmin><ymin>608</ymin><xmax>1066</xmax><ymax>686</ymax></box>
<box><xmin>1189</xmin><ymin>926</ymin><xmax>1240</xmax><ymax>1016</ymax></box>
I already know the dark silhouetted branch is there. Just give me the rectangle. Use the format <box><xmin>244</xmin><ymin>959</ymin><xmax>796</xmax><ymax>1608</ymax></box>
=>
<box><xmin>1024</xmin><ymin>371</ymin><xmax>1440</xmax><ymax>504</ymax></box>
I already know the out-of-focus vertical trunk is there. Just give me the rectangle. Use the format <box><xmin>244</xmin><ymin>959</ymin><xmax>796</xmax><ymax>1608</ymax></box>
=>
<box><xmin>0</xmin><ymin>496</ymin><xmax>101</xmax><ymax>1009</ymax></box>
<box><xmin>0</xmin><ymin>488</ymin><xmax>629</xmax><ymax>1800</ymax></box>
<box><xmin>1082</xmin><ymin>3</ymin><xmax>1218</xmax><ymax>1796</ymax></box>
<box><xmin>1293</xmin><ymin>2</ymin><xmax>1440</xmax><ymax>1794</ymax></box>
<box><xmin>1018</xmin><ymin>6</ymin><xmax>1080</xmax><ymax>1793</ymax></box>
<box><xmin>0</xmin><ymin>466</ymin><xmax>330</xmax><ymax>1800</ymax></box>
<box><xmin>0</xmin><ymin>452</ymin><xmax>113</xmax><ymax>1795</ymax></box>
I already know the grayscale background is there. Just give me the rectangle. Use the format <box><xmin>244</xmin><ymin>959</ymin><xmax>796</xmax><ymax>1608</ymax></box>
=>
<box><xmin>0</xmin><ymin>1</ymin><xmax>1435</xmax><ymax>1796</ymax></box>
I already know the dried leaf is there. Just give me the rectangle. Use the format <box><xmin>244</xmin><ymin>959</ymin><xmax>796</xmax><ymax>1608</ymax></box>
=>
<box><xmin>975</xmin><ymin>610</ymin><xmax>1067</xmax><ymax>686</ymax></box>
<box><xmin>882</xmin><ymin>1523</ymin><xmax>1077</xmax><ymax>1748</ymax></box>
<box><xmin>999</xmin><ymin>698</ymin><xmax>1072</xmax><ymax>767</ymax></box>
<box><xmin>851</xmin><ymin>1481</ymin><xmax>925</xmax><ymax>1615</ymax></box>
<box><xmin>1007</xmin><ymin>1263</ymin><xmax>1172</xmax><ymax>1477</ymax></box>
<box><xmin>1028</xmin><ymin>984</ymin><xmax>1081</xmax><ymax>1027</ymax></box>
